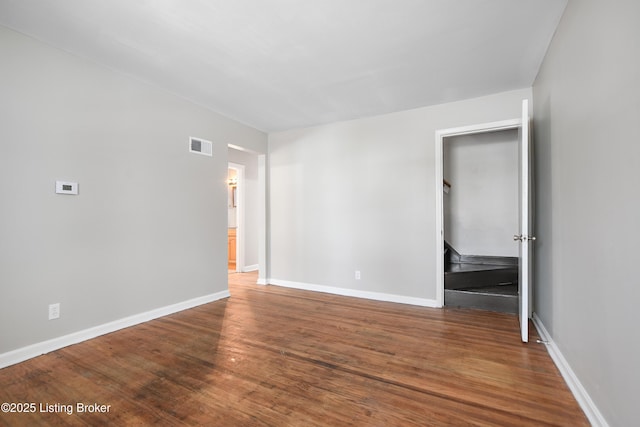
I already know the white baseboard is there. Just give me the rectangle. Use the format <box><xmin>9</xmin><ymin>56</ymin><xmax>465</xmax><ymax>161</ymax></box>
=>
<box><xmin>268</xmin><ymin>278</ymin><xmax>439</xmax><ymax>308</ymax></box>
<box><xmin>0</xmin><ymin>290</ymin><xmax>230</xmax><ymax>370</ymax></box>
<box><xmin>242</xmin><ymin>264</ymin><xmax>259</xmax><ymax>272</ymax></box>
<box><xmin>532</xmin><ymin>313</ymin><xmax>609</xmax><ymax>427</ymax></box>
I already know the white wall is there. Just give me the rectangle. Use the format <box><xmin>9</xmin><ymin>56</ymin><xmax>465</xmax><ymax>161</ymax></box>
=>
<box><xmin>533</xmin><ymin>0</ymin><xmax>640</xmax><ymax>425</ymax></box>
<box><xmin>228</xmin><ymin>148</ymin><xmax>260</xmax><ymax>269</ymax></box>
<box><xmin>444</xmin><ymin>129</ymin><xmax>519</xmax><ymax>257</ymax></box>
<box><xmin>268</xmin><ymin>88</ymin><xmax>531</xmax><ymax>303</ymax></box>
<box><xmin>0</xmin><ymin>26</ymin><xmax>266</xmax><ymax>356</ymax></box>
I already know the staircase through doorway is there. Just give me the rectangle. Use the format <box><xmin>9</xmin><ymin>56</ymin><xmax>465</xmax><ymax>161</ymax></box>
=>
<box><xmin>444</xmin><ymin>241</ymin><xmax>518</xmax><ymax>314</ymax></box>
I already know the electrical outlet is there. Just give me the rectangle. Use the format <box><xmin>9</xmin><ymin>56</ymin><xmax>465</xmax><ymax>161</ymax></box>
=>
<box><xmin>48</xmin><ymin>303</ymin><xmax>60</xmax><ymax>320</ymax></box>
<box><xmin>355</xmin><ymin>270</ymin><xmax>361</xmax><ymax>280</ymax></box>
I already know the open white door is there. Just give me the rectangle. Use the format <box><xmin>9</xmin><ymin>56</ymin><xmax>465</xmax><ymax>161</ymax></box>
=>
<box><xmin>517</xmin><ymin>99</ymin><xmax>534</xmax><ymax>342</ymax></box>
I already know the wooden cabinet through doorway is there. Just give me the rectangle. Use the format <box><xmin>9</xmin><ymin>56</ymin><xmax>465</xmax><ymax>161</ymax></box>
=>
<box><xmin>228</xmin><ymin>228</ymin><xmax>236</xmax><ymax>263</ymax></box>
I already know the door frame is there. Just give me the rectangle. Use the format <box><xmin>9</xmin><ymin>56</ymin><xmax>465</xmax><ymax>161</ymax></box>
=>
<box><xmin>434</xmin><ymin>118</ymin><xmax>522</xmax><ymax>308</ymax></box>
<box><xmin>227</xmin><ymin>145</ymin><xmax>268</xmax><ymax>284</ymax></box>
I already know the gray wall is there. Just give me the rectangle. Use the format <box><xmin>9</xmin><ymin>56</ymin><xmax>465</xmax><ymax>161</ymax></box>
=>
<box><xmin>533</xmin><ymin>0</ymin><xmax>640</xmax><ymax>425</ymax></box>
<box><xmin>444</xmin><ymin>130</ymin><xmax>519</xmax><ymax>257</ymax></box>
<box><xmin>0</xmin><ymin>26</ymin><xmax>266</xmax><ymax>354</ymax></box>
<box><xmin>228</xmin><ymin>147</ymin><xmax>260</xmax><ymax>269</ymax></box>
<box><xmin>268</xmin><ymin>88</ymin><xmax>531</xmax><ymax>300</ymax></box>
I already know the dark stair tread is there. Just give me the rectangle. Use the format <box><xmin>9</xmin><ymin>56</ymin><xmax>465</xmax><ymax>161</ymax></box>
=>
<box><xmin>445</xmin><ymin>263</ymin><xmax>516</xmax><ymax>274</ymax></box>
<box><xmin>445</xmin><ymin>289</ymin><xmax>518</xmax><ymax>314</ymax></box>
<box><xmin>456</xmin><ymin>284</ymin><xmax>518</xmax><ymax>296</ymax></box>
<box><xmin>445</xmin><ymin>263</ymin><xmax>518</xmax><ymax>291</ymax></box>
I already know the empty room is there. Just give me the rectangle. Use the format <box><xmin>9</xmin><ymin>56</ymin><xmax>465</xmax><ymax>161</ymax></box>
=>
<box><xmin>1</xmin><ymin>1</ymin><xmax>638</xmax><ymax>426</ymax></box>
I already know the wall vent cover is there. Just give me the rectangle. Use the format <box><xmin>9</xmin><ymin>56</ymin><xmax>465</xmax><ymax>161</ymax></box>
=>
<box><xmin>189</xmin><ymin>137</ymin><xmax>212</xmax><ymax>156</ymax></box>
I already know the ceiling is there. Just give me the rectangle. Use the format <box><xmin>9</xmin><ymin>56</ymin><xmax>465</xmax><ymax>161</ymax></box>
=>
<box><xmin>0</xmin><ymin>0</ymin><xmax>567</xmax><ymax>132</ymax></box>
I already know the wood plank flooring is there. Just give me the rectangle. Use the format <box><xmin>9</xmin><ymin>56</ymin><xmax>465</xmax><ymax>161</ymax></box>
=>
<box><xmin>0</xmin><ymin>272</ymin><xmax>588</xmax><ymax>426</ymax></box>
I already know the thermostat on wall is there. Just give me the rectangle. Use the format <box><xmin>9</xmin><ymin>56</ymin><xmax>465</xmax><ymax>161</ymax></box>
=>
<box><xmin>55</xmin><ymin>181</ymin><xmax>78</xmax><ymax>195</ymax></box>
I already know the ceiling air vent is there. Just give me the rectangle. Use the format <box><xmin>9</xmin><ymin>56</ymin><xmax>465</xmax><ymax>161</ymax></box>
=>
<box><xmin>189</xmin><ymin>136</ymin><xmax>212</xmax><ymax>156</ymax></box>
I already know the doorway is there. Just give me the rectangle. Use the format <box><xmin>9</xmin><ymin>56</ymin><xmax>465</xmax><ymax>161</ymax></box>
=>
<box><xmin>435</xmin><ymin>100</ymin><xmax>532</xmax><ymax>342</ymax></box>
<box><xmin>442</xmin><ymin>129</ymin><xmax>519</xmax><ymax>313</ymax></box>
<box><xmin>227</xmin><ymin>162</ymin><xmax>244</xmax><ymax>273</ymax></box>
<box><xmin>227</xmin><ymin>145</ymin><xmax>266</xmax><ymax>281</ymax></box>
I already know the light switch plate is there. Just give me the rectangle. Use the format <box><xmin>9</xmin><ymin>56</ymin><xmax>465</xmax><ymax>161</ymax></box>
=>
<box><xmin>56</xmin><ymin>181</ymin><xmax>78</xmax><ymax>195</ymax></box>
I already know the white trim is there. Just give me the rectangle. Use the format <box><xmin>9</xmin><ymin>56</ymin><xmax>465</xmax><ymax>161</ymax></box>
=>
<box><xmin>532</xmin><ymin>313</ymin><xmax>609</xmax><ymax>427</ymax></box>
<box><xmin>269</xmin><ymin>278</ymin><xmax>438</xmax><ymax>308</ymax></box>
<box><xmin>434</xmin><ymin>118</ymin><xmax>522</xmax><ymax>308</ymax></box>
<box><xmin>227</xmin><ymin>143</ymin><xmax>248</xmax><ymax>152</ymax></box>
<box><xmin>0</xmin><ymin>290</ymin><xmax>230</xmax><ymax>369</ymax></box>
<box><xmin>242</xmin><ymin>264</ymin><xmax>259</xmax><ymax>272</ymax></box>
<box><xmin>258</xmin><ymin>154</ymin><xmax>268</xmax><ymax>284</ymax></box>
<box><xmin>256</xmin><ymin>278</ymin><xmax>268</xmax><ymax>286</ymax></box>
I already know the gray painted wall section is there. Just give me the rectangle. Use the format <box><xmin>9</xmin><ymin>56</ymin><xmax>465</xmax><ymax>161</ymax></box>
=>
<box><xmin>533</xmin><ymin>0</ymin><xmax>640</xmax><ymax>425</ymax></box>
<box><xmin>268</xmin><ymin>88</ymin><xmax>531</xmax><ymax>300</ymax></box>
<box><xmin>0</xmin><ymin>26</ymin><xmax>266</xmax><ymax>354</ymax></box>
<box><xmin>444</xmin><ymin>130</ymin><xmax>519</xmax><ymax>257</ymax></box>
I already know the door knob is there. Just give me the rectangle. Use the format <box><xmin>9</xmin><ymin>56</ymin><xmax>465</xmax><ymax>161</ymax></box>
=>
<box><xmin>513</xmin><ymin>234</ymin><xmax>522</xmax><ymax>241</ymax></box>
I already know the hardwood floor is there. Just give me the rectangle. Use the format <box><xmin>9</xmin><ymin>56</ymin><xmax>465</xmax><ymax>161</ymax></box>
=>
<box><xmin>0</xmin><ymin>272</ymin><xmax>588</xmax><ymax>426</ymax></box>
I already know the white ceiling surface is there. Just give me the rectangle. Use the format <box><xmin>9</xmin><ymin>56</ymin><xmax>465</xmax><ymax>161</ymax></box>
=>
<box><xmin>0</xmin><ymin>0</ymin><xmax>567</xmax><ymax>132</ymax></box>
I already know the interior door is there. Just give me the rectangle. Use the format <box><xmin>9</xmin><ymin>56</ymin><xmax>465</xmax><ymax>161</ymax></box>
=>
<box><xmin>517</xmin><ymin>99</ymin><xmax>533</xmax><ymax>342</ymax></box>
